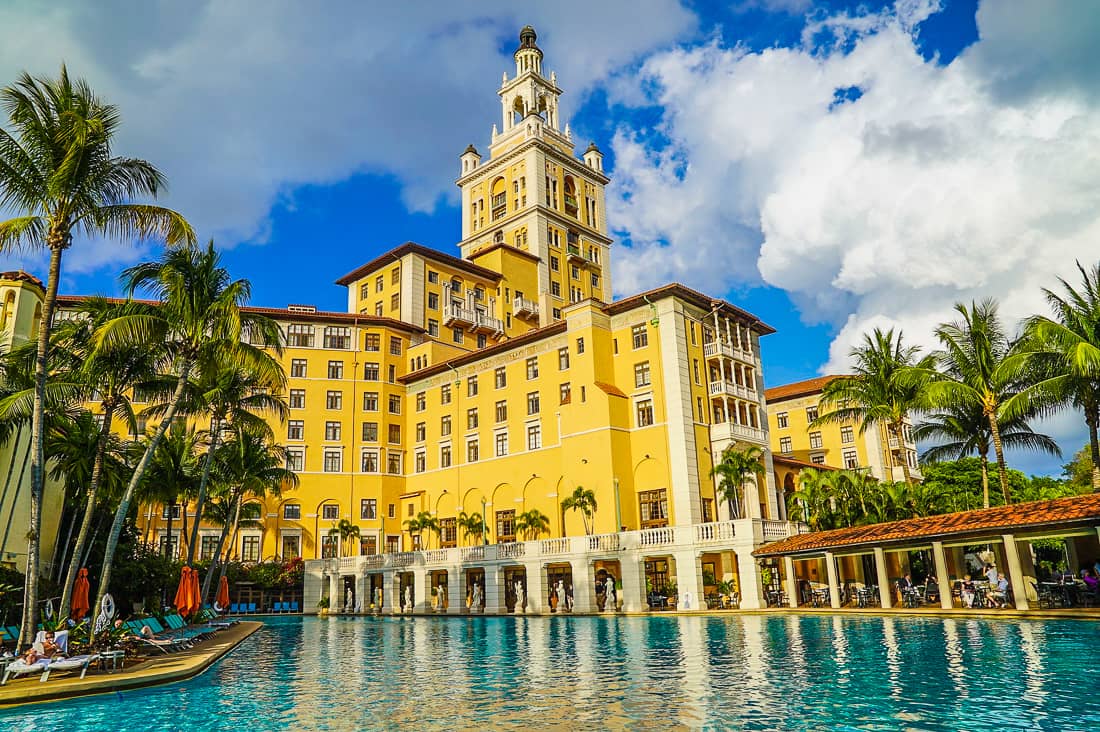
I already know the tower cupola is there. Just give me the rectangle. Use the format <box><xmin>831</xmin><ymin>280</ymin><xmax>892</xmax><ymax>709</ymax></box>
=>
<box><xmin>514</xmin><ymin>25</ymin><xmax>543</xmax><ymax>77</ymax></box>
<box><xmin>583</xmin><ymin>142</ymin><xmax>604</xmax><ymax>172</ymax></box>
<box><xmin>460</xmin><ymin>143</ymin><xmax>481</xmax><ymax>175</ymax></box>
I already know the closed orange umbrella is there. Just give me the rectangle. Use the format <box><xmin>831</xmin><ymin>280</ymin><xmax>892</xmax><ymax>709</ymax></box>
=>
<box><xmin>70</xmin><ymin>568</ymin><xmax>90</xmax><ymax>620</ymax></box>
<box><xmin>216</xmin><ymin>575</ymin><xmax>230</xmax><ymax>612</ymax></box>
<box><xmin>190</xmin><ymin>565</ymin><xmax>202</xmax><ymax>615</ymax></box>
<box><xmin>174</xmin><ymin>566</ymin><xmax>192</xmax><ymax>615</ymax></box>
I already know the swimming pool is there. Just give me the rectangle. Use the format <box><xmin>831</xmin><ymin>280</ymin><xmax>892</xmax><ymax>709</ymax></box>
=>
<box><xmin>4</xmin><ymin>614</ymin><xmax>1098</xmax><ymax>730</ymax></box>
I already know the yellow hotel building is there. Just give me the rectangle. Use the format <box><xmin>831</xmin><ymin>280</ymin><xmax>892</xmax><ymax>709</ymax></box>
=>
<box><xmin>58</xmin><ymin>27</ymin><xmax>805</xmax><ymax>613</ymax></box>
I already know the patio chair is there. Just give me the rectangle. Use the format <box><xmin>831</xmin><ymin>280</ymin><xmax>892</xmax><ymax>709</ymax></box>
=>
<box><xmin>290</xmin><ymin>601</ymin><xmax>300</xmax><ymax>613</ymax></box>
<box><xmin>247</xmin><ymin>603</ymin><xmax>257</xmax><ymax>614</ymax></box>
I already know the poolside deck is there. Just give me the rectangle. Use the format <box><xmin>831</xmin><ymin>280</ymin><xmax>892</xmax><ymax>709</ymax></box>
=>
<box><xmin>0</xmin><ymin>621</ymin><xmax>262</xmax><ymax>707</ymax></box>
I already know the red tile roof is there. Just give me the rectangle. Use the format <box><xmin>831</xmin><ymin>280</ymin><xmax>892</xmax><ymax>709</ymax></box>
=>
<box><xmin>754</xmin><ymin>493</ymin><xmax>1100</xmax><ymax>557</ymax></box>
<box><xmin>772</xmin><ymin>454</ymin><xmax>840</xmax><ymax>471</ymax></box>
<box><xmin>764</xmin><ymin>375</ymin><xmax>842</xmax><ymax>403</ymax></box>
<box><xmin>605</xmin><ymin>283</ymin><xmax>776</xmax><ymax>335</ymax></box>
<box><xmin>0</xmin><ymin>270</ymin><xmax>45</xmax><ymax>291</ymax></box>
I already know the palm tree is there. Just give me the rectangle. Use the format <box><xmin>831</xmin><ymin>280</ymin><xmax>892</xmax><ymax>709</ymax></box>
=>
<box><xmin>515</xmin><ymin>509</ymin><xmax>551</xmax><ymax>540</ymax></box>
<box><xmin>328</xmin><ymin>519</ymin><xmax>362</xmax><ymax>557</ymax></box>
<box><xmin>457</xmin><ymin>511</ymin><xmax>485</xmax><ymax>546</ymax></box>
<box><xmin>404</xmin><ymin>511</ymin><xmax>439</xmax><ymax>550</ymax></box>
<box><xmin>93</xmin><ymin>243</ymin><xmax>277</xmax><ymax>615</ymax></box>
<box><xmin>561</xmin><ymin>486</ymin><xmax>598</xmax><ymax>535</ymax></box>
<box><xmin>135</xmin><ymin>423</ymin><xmax>201</xmax><ymax>560</ymax></box>
<box><xmin>0</xmin><ymin>67</ymin><xmax>194</xmax><ymax>643</ymax></box>
<box><xmin>915</xmin><ymin>404</ymin><xmax>1060</xmax><ymax>508</ymax></box>
<box><xmin>786</xmin><ymin>468</ymin><xmax>832</xmax><ymax>531</ymax></box>
<box><xmin>915</xmin><ymin>300</ymin><xmax>1033</xmax><ymax>505</ymax></box>
<box><xmin>48</xmin><ymin>298</ymin><xmax>164</xmax><ymax>617</ymax></box>
<box><xmin>709</xmin><ymin>445</ymin><xmax>766</xmax><ymax>520</ymax></box>
<box><xmin>814</xmin><ymin>328</ymin><xmax>932</xmax><ymax>486</ymax></box>
<box><xmin>1023</xmin><ymin>261</ymin><xmax>1100</xmax><ymax>491</ymax></box>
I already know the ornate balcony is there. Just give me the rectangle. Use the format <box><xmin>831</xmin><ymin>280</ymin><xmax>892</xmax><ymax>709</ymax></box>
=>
<box><xmin>512</xmin><ymin>296</ymin><xmax>539</xmax><ymax>319</ymax></box>
<box><xmin>710</xmin><ymin>421</ymin><xmax>767</xmax><ymax>445</ymax></box>
<box><xmin>444</xmin><ymin>304</ymin><xmax>476</xmax><ymax>328</ymax></box>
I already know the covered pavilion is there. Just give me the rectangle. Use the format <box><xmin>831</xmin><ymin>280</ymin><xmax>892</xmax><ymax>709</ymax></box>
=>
<box><xmin>753</xmin><ymin>493</ymin><xmax>1100</xmax><ymax>611</ymax></box>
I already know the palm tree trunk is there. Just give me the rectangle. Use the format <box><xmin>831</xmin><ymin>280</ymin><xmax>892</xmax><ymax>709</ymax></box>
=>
<box><xmin>186</xmin><ymin>419</ymin><xmax>220</xmax><ymax>565</ymax></box>
<box><xmin>59</xmin><ymin>408</ymin><xmax>114</xmax><ymax>618</ymax></box>
<box><xmin>202</xmin><ymin>492</ymin><xmax>241</xmax><ymax>606</ymax></box>
<box><xmin>20</xmin><ymin>241</ymin><xmax>64</xmax><ymax>648</ymax></box>
<box><xmin>179</xmin><ymin>500</ymin><xmax>189</xmax><ymax>555</ymax></box>
<box><xmin>164</xmin><ymin>501</ymin><xmax>174</xmax><ymax>559</ymax></box>
<box><xmin>95</xmin><ymin>360</ymin><xmax>193</xmax><ymax>615</ymax></box>
<box><xmin>987</xmin><ymin>414</ymin><xmax>1011</xmax><ymax>505</ymax></box>
<box><xmin>979</xmin><ymin>452</ymin><xmax>990</xmax><ymax>510</ymax></box>
<box><xmin>1087</xmin><ymin>409</ymin><xmax>1100</xmax><ymax>493</ymax></box>
<box><xmin>54</xmin><ymin>503</ymin><xmax>76</xmax><ymax>582</ymax></box>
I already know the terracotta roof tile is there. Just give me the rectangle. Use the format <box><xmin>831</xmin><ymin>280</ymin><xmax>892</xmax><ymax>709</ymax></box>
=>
<box><xmin>754</xmin><ymin>493</ymin><xmax>1100</xmax><ymax>557</ymax></box>
<box><xmin>764</xmin><ymin>375</ymin><xmax>842</xmax><ymax>403</ymax></box>
<box><xmin>772</xmin><ymin>454</ymin><xmax>840</xmax><ymax>471</ymax></box>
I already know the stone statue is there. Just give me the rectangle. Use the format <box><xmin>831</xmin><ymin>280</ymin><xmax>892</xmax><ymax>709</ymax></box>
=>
<box><xmin>439</xmin><ymin>582</ymin><xmax>447</xmax><ymax>610</ymax></box>
<box><xmin>346</xmin><ymin>588</ymin><xmax>353</xmax><ymax>612</ymax></box>
<box><xmin>404</xmin><ymin>585</ymin><xmax>413</xmax><ymax>613</ymax></box>
<box><xmin>374</xmin><ymin>586</ymin><xmax>383</xmax><ymax>613</ymax></box>
<box><xmin>555</xmin><ymin>580</ymin><xmax>566</xmax><ymax>612</ymax></box>
<box><xmin>471</xmin><ymin>581</ymin><xmax>482</xmax><ymax>613</ymax></box>
<box><xmin>566</xmin><ymin>584</ymin><xmax>574</xmax><ymax>611</ymax></box>
<box><xmin>606</xmin><ymin>578</ymin><xmax>617</xmax><ymax>612</ymax></box>
<box><xmin>514</xmin><ymin>580</ymin><xmax>525</xmax><ymax>613</ymax></box>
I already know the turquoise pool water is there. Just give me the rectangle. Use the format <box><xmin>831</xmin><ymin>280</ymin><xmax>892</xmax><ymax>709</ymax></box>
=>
<box><xmin>4</xmin><ymin>614</ymin><xmax>1099</xmax><ymax>730</ymax></box>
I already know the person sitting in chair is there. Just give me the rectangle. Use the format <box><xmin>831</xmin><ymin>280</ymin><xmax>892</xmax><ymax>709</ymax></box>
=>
<box><xmin>990</xmin><ymin>574</ymin><xmax>1010</xmax><ymax>608</ymax></box>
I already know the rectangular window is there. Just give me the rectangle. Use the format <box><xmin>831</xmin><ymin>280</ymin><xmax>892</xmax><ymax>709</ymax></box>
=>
<box><xmin>375</xmin><ymin>275</ymin><xmax>384</xmax><ymax>293</ymax></box>
<box><xmin>391</xmin><ymin>268</ymin><xmax>400</xmax><ymax>285</ymax></box>
<box><xmin>806</xmin><ymin>406</ymin><xmax>819</xmax><ymax>423</ymax></box>
<box><xmin>467</xmin><ymin>407</ymin><xmax>479</xmax><ymax>430</ymax></box>
<box><xmin>287</xmin><ymin>324</ymin><xmax>314</xmax><ymax>348</ymax></box>
<box><xmin>288</xmin><ymin>420</ymin><xmax>304</xmax><ymax>440</ymax></box>
<box><xmin>427</xmin><ymin>319</ymin><xmax>439</xmax><ymax>337</ymax></box>
<box><xmin>559</xmin><ymin>382</ymin><xmax>571</xmax><ymax>404</ymax></box>
<box><xmin>552</xmin><ymin>307</ymin><xmax>562</xmax><ymax>320</ymax></box>
<box><xmin>551</xmin><ymin>281</ymin><xmax>561</xmax><ymax>297</ymax></box>
<box><xmin>495</xmin><ymin>509</ymin><xmax>516</xmax><ymax>543</ymax></box>
<box><xmin>428</xmin><ymin>270</ymin><xmax>439</xmax><ymax>284</ymax></box>
<box><xmin>390</xmin><ymin>292</ymin><xmax>400</xmax><ymax>311</ymax></box>
<box><xmin>441</xmin><ymin>415</ymin><xmax>451</xmax><ymax>437</ymax></box>
<box><xmin>361</xmin><ymin>421</ymin><xmax>378</xmax><ymax>442</ymax></box>
<box><xmin>701</xmin><ymin>498</ymin><xmax>713</xmax><ymax>523</ymax></box>
<box><xmin>364</xmin><ymin>333</ymin><xmax>380</xmax><ymax>351</ymax></box>
<box><xmin>811</xmin><ymin>455</ymin><xmax>826</xmax><ymax>465</ymax></box>
<box><xmin>809</xmin><ymin>431</ymin><xmax>823</xmax><ymax>449</ymax></box>
<box><xmin>200</xmin><ymin>535</ymin><xmax>219</xmax><ymax>561</ymax></box>
<box><xmin>841</xmin><ymin>425</ymin><xmax>854</xmax><ymax>444</ymax></box>
<box><xmin>290</xmin><ymin>358</ymin><xmax>307</xmax><ymax>378</ymax></box>
<box><xmin>440</xmin><ymin>444</ymin><xmax>452</xmax><ymax>468</ymax></box>
<box><xmin>494</xmin><ymin>367</ymin><xmax>507</xmax><ymax>389</ymax></box>
<box><xmin>323</xmin><ymin>449</ymin><xmax>342</xmax><ymax>473</ymax></box>
<box><xmin>526</xmin><ymin>423</ymin><xmax>541</xmax><ymax>450</ymax></box>
<box><xmin>467</xmin><ymin>375</ymin><xmax>478</xmax><ymax>397</ymax></box>
<box><xmin>693</xmin><ymin>359</ymin><xmax>700</xmax><ymax>385</ymax></box>
<box><xmin>241</xmin><ymin>536</ymin><xmax>260</xmax><ymax>562</ymax></box>
<box><xmin>843</xmin><ymin>449</ymin><xmax>859</xmax><ymax>469</ymax></box>
<box><xmin>495</xmin><ymin>431</ymin><xmax>508</xmax><ymax>457</ymax></box>
<box><xmin>452</xmin><ymin>327</ymin><xmax>463</xmax><ymax>344</ymax></box>
<box><xmin>388</xmin><ymin>394</ymin><xmax>401</xmax><ymax>414</ymax></box>
<box><xmin>385</xmin><ymin>535</ymin><xmax>399</xmax><ymax>553</ymax></box>
<box><xmin>416</xmin><ymin>392</ymin><xmax>426</xmax><ymax>411</ymax></box>
<box><xmin>363</xmin><ymin>392</ymin><xmax>379</xmax><ymax>411</ymax></box>
<box><xmin>632</xmin><ymin>324</ymin><xmax>648</xmax><ymax>349</ymax></box>
<box><xmin>388</xmin><ymin>424</ymin><xmax>401</xmax><ymax>443</ymax></box>
<box><xmin>527</xmin><ymin>391</ymin><xmax>540</xmax><ymax>415</ymax></box>
<box><xmin>441</xmin><ymin>384</ymin><xmax>451</xmax><ymax>404</ymax></box>
<box><xmin>558</xmin><ymin>347</ymin><xmax>569</xmax><ymax>370</ymax></box>
<box><xmin>324</xmin><ymin>327</ymin><xmax>350</xmax><ymax>349</ymax></box>
<box><xmin>161</xmin><ymin>504</ymin><xmax>182</xmax><ymax>520</ymax></box>
<box><xmin>495</xmin><ymin>400</ymin><xmax>507</xmax><ymax>423</ymax></box>
<box><xmin>326</xmin><ymin>390</ymin><xmax>343</xmax><ymax>409</ymax></box>
<box><xmin>780</xmin><ymin>436</ymin><xmax>793</xmax><ymax>454</ymax></box>
<box><xmin>320</xmin><ymin>534</ymin><xmax>337</xmax><ymax>559</ymax></box>
<box><xmin>389</xmin><ymin>336</ymin><xmax>402</xmax><ymax>355</ymax></box>
<box><xmin>415</xmin><ymin>422</ymin><xmax>426</xmax><ymax>442</ymax></box>
<box><xmin>525</xmin><ymin>357</ymin><xmax>539</xmax><ymax>380</ymax></box>
<box><xmin>325</xmin><ymin>421</ymin><xmax>341</xmax><ymax>441</ymax></box>
<box><xmin>634</xmin><ymin>361</ymin><xmax>651</xmax><ymax>388</ymax></box>
<box><xmin>361</xmin><ymin>450</ymin><xmax>379</xmax><ymax>473</ymax></box>
<box><xmin>363</xmin><ymin>362</ymin><xmax>380</xmax><ymax>381</ymax></box>
<box><xmin>576</xmin><ymin>337</ymin><xmax>584</xmax><ymax>354</ymax></box>
<box><xmin>550</xmin><ymin>256</ymin><xmax>559</xmax><ymax>272</ymax></box>
<box><xmin>415</xmin><ymin>451</ymin><xmax>426</xmax><ymax>473</ymax></box>
<box><xmin>283</xmin><ymin>504</ymin><xmax>301</xmax><ymax>520</ymax></box>
<box><xmin>467</xmin><ymin>439</ymin><xmax>479</xmax><ymax>463</ymax></box>
<box><xmin>639</xmin><ymin>489</ymin><xmax>669</xmax><ymax>528</ymax></box>
<box><xmin>289</xmin><ymin>389</ymin><xmax>305</xmax><ymax>409</ymax></box>
<box><xmin>360</xmin><ymin>282</ymin><xmax>369</xmax><ymax>300</ymax></box>
<box><xmin>361</xmin><ymin>499</ymin><xmax>377</xmax><ymax>520</ymax></box>
<box><xmin>591</xmin><ymin>273</ymin><xmax>599</xmax><ymax>289</ymax></box>
<box><xmin>375</xmin><ymin>302</ymin><xmax>383</xmax><ymax>316</ymax></box>
<box><xmin>285</xmin><ymin>447</ymin><xmax>304</xmax><ymax>472</ymax></box>
<box><xmin>776</xmin><ymin>412</ymin><xmax>788</xmax><ymax>429</ymax></box>
<box><xmin>636</xmin><ymin>399</ymin><xmax>654</xmax><ymax>427</ymax></box>
<box><xmin>440</xmin><ymin>518</ymin><xmax>457</xmax><ymax>548</ymax></box>
<box><xmin>327</xmin><ymin>360</ymin><xmax>343</xmax><ymax>379</ymax></box>
<box><xmin>387</xmin><ymin>452</ymin><xmax>402</xmax><ymax>474</ymax></box>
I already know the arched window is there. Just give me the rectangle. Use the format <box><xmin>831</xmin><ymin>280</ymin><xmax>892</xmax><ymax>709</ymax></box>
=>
<box><xmin>563</xmin><ymin>177</ymin><xmax>578</xmax><ymax>218</ymax></box>
<box><xmin>0</xmin><ymin>291</ymin><xmax>14</xmax><ymax>332</ymax></box>
<box><xmin>512</xmin><ymin>97</ymin><xmax>525</xmax><ymax>124</ymax></box>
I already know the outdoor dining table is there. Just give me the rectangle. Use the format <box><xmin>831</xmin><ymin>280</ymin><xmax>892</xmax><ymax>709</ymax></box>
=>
<box><xmin>1040</xmin><ymin>582</ymin><xmax>1078</xmax><ymax>608</ymax></box>
<box><xmin>811</xmin><ymin>588</ymin><xmax>830</xmax><ymax>607</ymax></box>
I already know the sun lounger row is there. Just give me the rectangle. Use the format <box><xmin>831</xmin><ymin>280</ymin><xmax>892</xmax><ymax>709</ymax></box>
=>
<box><xmin>228</xmin><ymin>601</ymin><xmax>298</xmax><ymax>613</ymax></box>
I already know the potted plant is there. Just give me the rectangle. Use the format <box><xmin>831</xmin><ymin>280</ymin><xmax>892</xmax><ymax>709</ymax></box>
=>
<box><xmin>317</xmin><ymin>595</ymin><xmax>330</xmax><ymax>616</ymax></box>
<box><xmin>665</xmin><ymin>581</ymin><xmax>678</xmax><ymax>608</ymax></box>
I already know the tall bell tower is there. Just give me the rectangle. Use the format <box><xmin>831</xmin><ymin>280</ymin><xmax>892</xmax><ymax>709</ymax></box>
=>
<box><xmin>456</xmin><ymin>26</ymin><xmax>612</xmax><ymax>326</ymax></box>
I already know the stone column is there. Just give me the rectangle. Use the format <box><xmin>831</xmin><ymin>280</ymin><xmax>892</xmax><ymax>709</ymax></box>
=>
<box><xmin>381</xmin><ymin>569</ymin><xmax>397</xmax><ymax>615</ymax></box>
<box><xmin>673</xmin><ymin>550</ymin><xmax>704</xmax><ymax>612</ymax></box>
<box><xmin>736</xmin><ymin>551</ymin><xmax>764</xmax><ymax>610</ymax></box>
<box><xmin>413</xmin><ymin>568</ymin><xmax>428</xmax><ymax>615</ymax></box>
<box><xmin>1001</xmin><ymin>533</ymin><xmax>1030</xmax><ymax>611</ymax></box>
<box><xmin>620</xmin><ymin>556</ymin><xmax>647</xmax><ymax>613</ymax></box>
<box><xmin>931</xmin><ymin>541</ymin><xmax>953</xmax><ymax>609</ymax></box>
<box><xmin>873</xmin><ymin>547</ymin><xmax>892</xmax><ymax>609</ymax></box>
<box><xmin>783</xmin><ymin>556</ymin><xmax>799</xmax><ymax>608</ymax></box>
<box><xmin>570</xmin><ymin>559</ymin><xmax>594</xmax><ymax>613</ymax></box>
<box><xmin>448</xmin><ymin>568</ymin><xmax>465</xmax><ymax>614</ymax></box>
<box><xmin>824</xmin><ymin>551</ymin><xmax>841</xmax><ymax>609</ymax></box>
<box><xmin>327</xmin><ymin>572</ymin><xmax>340</xmax><ymax>611</ymax></box>
<box><xmin>523</xmin><ymin>562</ymin><xmax>545</xmax><ymax>614</ymax></box>
<box><xmin>355</xmin><ymin>572</ymin><xmax>369</xmax><ymax>613</ymax></box>
<box><xmin>483</xmin><ymin>565</ymin><xmax>503</xmax><ymax>615</ymax></box>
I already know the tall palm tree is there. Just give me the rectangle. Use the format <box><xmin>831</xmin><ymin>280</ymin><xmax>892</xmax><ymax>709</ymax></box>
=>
<box><xmin>328</xmin><ymin>519</ymin><xmax>361</xmax><ymax>557</ymax></box>
<box><xmin>0</xmin><ymin>67</ymin><xmax>193</xmax><ymax>643</ymax></box>
<box><xmin>814</xmin><ymin>328</ymin><xmax>931</xmax><ymax>486</ymax></box>
<box><xmin>915</xmin><ymin>404</ymin><xmax>1060</xmax><ymax>508</ymax></box>
<box><xmin>786</xmin><ymin>468</ymin><xmax>832</xmax><ymax>531</ymax></box>
<box><xmin>1023</xmin><ymin>261</ymin><xmax>1100</xmax><ymax>491</ymax></box>
<box><xmin>93</xmin><ymin>243</ymin><xmax>277</xmax><ymax>614</ymax></box>
<box><xmin>515</xmin><ymin>509</ymin><xmax>551</xmax><ymax>540</ymax></box>
<box><xmin>709</xmin><ymin>445</ymin><xmax>766</xmax><ymax>520</ymax></box>
<box><xmin>561</xmin><ymin>486</ymin><xmax>598</xmax><ymax>535</ymax></box>
<box><xmin>457</xmin><ymin>511</ymin><xmax>485</xmax><ymax>546</ymax></box>
<box><xmin>404</xmin><ymin>511</ymin><xmax>439</xmax><ymax>550</ymax></box>
<box><xmin>915</xmin><ymin>300</ymin><xmax>1032</xmax><ymax>505</ymax></box>
<box><xmin>49</xmin><ymin>298</ymin><xmax>164</xmax><ymax>617</ymax></box>
<box><xmin>135</xmin><ymin>423</ymin><xmax>201</xmax><ymax>560</ymax></box>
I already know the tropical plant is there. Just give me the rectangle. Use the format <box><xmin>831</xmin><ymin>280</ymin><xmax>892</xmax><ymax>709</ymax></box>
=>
<box><xmin>135</xmin><ymin>423</ymin><xmax>201</xmax><ymax>561</ymax></box>
<box><xmin>404</xmin><ymin>511</ymin><xmax>439</xmax><ymax>549</ymax></box>
<box><xmin>93</xmin><ymin>242</ymin><xmax>276</xmax><ymax>615</ymax></box>
<box><xmin>457</xmin><ymin>511</ymin><xmax>486</xmax><ymax>545</ymax></box>
<box><xmin>561</xmin><ymin>486</ymin><xmax>598</xmax><ymax>535</ymax></box>
<box><xmin>913</xmin><ymin>300</ymin><xmax>1034</xmax><ymax>505</ymax></box>
<box><xmin>515</xmin><ymin>509</ymin><xmax>551</xmax><ymax>540</ymax></box>
<box><xmin>329</xmin><ymin>519</ymin><xmax>362</xmax><ymax>557</ymax></box>
<box><xmin>786</xmin><ymin>468</ymin><xmax>833</xmax><ymax>531</ymax></box>
<box><xmin>1022</xmin><ymin>261</ymin><xmax>1100</xmax><ymax>491</ymax></box>
<box><xmin>0</xmin><ymin>66</ymin><xmax>194</xmax><ymax>643</ymax></box>
<box><xmin>710</xmin><ymin>445</ymin><xmax>765</xmax><ymax>520</ymax></box>
<box><xmin>814</xmin><ymin>328</ymin><xmax>932</xmax><ymax>486</ymax></box>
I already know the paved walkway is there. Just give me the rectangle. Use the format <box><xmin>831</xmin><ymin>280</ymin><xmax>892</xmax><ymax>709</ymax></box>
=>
<box><xmin>0</xmin><ymin>621</ymin><xmax>262</xmax><ymax>707</ymax></box>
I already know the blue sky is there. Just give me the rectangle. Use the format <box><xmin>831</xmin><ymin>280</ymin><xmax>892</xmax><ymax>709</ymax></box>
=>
<box><xmin>2</xmin><ymin>0</ymin><xmax>1098</xmax><ymax>476</ymax></box>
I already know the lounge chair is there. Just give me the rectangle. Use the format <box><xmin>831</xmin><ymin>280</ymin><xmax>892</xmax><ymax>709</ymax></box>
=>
<box><xmin>247</xmin><ymin>603</ymin><xmax>257</xmax><ymax>614</ymax></box>
<box><xmin>290</xmin><ymin>601</ymin><xmax>299</xmax><ymax>613</ymax></box>
<box><xmin>128</xmin><ymin>620</ymin><xmax>191</xmax><ymax>652</ymax></box>
<box><xmin>1</xmin><ymin>654</ymin><xmax>100</xmax><ymax>684</ymax></box>
<box><xmin>230</xmin><ymin>603</ymin><xmax>240</xmax><ymax>613</ymax></box>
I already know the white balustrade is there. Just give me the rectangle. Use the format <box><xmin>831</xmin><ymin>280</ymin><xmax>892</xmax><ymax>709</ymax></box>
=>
<box><xmin>540</xmin><ymin>538</ymin><xmax>569</xmax><ymax>555</ymax></box>
<box><xmin>498</xmin><ymin>542</ymin><xmax>526</xmax><ymax>560</ymax></box>
<box><xmin>390</xmin><ymin>551</ymin><xmax>418</xmax><ymax>567</ymax></box>
<box><xmin>587</xmin><ymin>533</ymin><xmax>620</xmax><ymax>552</ymax></box>
<box><xmin>424</xmin><ymin>549</ymin><xmax>450</xmax><ymax>564</ymax></box>
<box><xmin>461</xmin><ymin>545</ymin><xmax>486</xmax><ymax>562</ymax></box>
<box><xmin>695</xmin><ymin>521</ymin><xmax>737</xmax><ymax>543</ymax></box>
<box><xmin>639</xmin><ymin>526</ymin><xmax>675</xmax><ymax>547</ymax></box>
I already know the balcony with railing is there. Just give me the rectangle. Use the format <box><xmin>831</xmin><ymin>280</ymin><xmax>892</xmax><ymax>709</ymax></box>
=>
<box><xmin>703</xmin><ymin>339</ymin><xmax>754</xmax><ymax>364</ymax></box>
<box><xmin>512</xmin><ymin>296</ymin><xmax>539</xmax><ymax>319</ymax></box>
<box><xmin>566</xmin><ymin>244</ymin><xmax>586</xmax><ymax>264</ymax></box>
<box><xmin>444</xmin><ymin>304</ymin><xmax>476</xmax><ymax>328</ymax></box>
<box><xmin>471</xmin><ymin>310</ymin><xmax>504</xmax><ymax>335</ymax></box>
<box><xmin>708</xmin><ymin>380</ymin><xmax>757</xmax><ymax>400</ymax></box>
<box><xmin>710</xmin><ymin>421</ymin><xmax>767</xmax><ymax>445</ymax></box>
